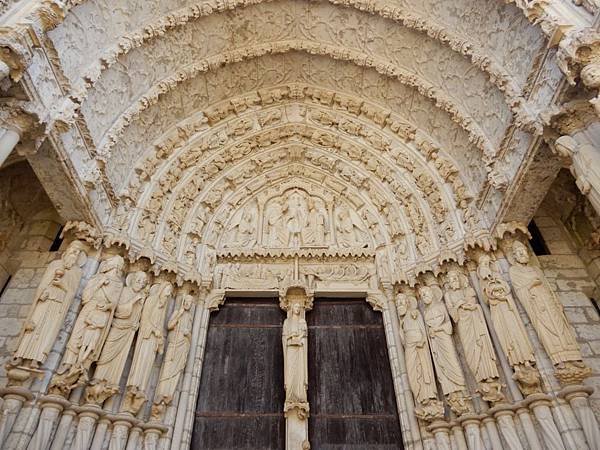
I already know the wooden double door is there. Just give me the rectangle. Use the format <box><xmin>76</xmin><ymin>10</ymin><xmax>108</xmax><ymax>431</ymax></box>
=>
<box><xmin>192</xmin><ymin>297</ymin><xmax>403</xmax><ymax>449</ymax></box>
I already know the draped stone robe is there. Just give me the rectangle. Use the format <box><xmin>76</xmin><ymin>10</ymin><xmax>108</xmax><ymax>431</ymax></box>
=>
<box><xmin>510</xmin><ymin>264</ymin><xmax>581</xmax><ymax>365</ymax></box>
<box><xmin>481</xmin><ymin>276</ymin><xmax>535</xmax><ymax>367</ymax></box>
<box><xmin>424</xmin><ymin>300</ymin><xmax>466</xmax><ymax>395</ymax></box>
<box><xmin>61</xmin><ymin>270</ymin><xmax>122</xmax><ymax>370</ymax></box>
<box><xmin>154</xmin><ymin>303</ymin><xmax>193</xmax><ymax>404</ymax></box>
<box><xmin>399</xmin><ymin>309</ymin><xmax>438</xmax><ymax>404</ymax></box>
<box><xmin>93</xmin><ymin>284</ymin><xmax>146</xmax><ymax>388</ymax></box>
<box><xmin>444</xmin><ymin>287</ymin><xmax>499</xmax><ymax>382</ymax></box>
<box><xmin>15</xmin><ymin>259</ymin><xmax>82</xmax><ymax>365</ymax></box>
<box><xmin>282</xmin><ymin>313</ymin><xmax>308</xmax><ymax>412</ymax></box>
<box><xmin>126</xmin><ymin>283</ymin><xmax>169</xmax><ymax>391</ymax></box>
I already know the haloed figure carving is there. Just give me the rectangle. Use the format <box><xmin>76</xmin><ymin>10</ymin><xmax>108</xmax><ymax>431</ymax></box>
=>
<box><xmin>509</xmin><ymin>240</ymin><xmax>590</xmax><ymax>384</ymax></box>
<box><xmin>282</xmin><ymin>301</ymin><xmax>309</xmax><ymax>417</ymax></box>
<box><xmin>11</xmin><ymin>241</ymin><xmax>87</xmax><ymax>370</ymax></box>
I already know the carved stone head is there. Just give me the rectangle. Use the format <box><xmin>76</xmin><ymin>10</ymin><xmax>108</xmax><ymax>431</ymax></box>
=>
<box><xmin>511</xmin><ymin>240</ymin><xmax>530</xmax><ymax>265</ymax></box>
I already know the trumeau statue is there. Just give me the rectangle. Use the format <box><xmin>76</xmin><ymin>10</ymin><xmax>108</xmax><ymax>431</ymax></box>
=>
<box><xmin>508</xmin><ymin>240</ymin><xmax>591</xmax><ymax>384</ymax></box>
<box><xmin>86</xmin><ymin>270</ymin><xmax>149</xmax><ymax>404</ymax></box>
<box><xmin>443</xmin><ymin>268</ymin><xmax>504</xmax><ymax>403</ymax></box>
<box><xmin>152</xmin><ymin>294</ymin><xmax>194</xmax><ymax>419</ymax></box>
<box><xmin>11</xmin><ymin>241</ymin><xmax>87</xmax><ymax>369</ymax></box>
<box><xmin>477</xmin><ymin>253</ymin><xmax>541</xmax><ymax>395</ymax></box>
<box><xmin>51</xmin><ymin>255</ymin><xmax>125</xmax><ymax>395</ymax></box>
<box><xmin>282</xmin><ymin>301</ymin><xmax>309</xmax><ymax>417</ymax></box>
<box><xmin>395</xmin><ymin>292</ymin><xmax>443</xmax><ymax>422</ymax></box>
<box><xmin>123</xmin><ymin>280</ymin><xmax>173</xmax><ymax>414</ymax></box>
<box><xmin>420</xmin><ymin>285</ymin><xmax>471</xmax><ymax>415</ymax></box>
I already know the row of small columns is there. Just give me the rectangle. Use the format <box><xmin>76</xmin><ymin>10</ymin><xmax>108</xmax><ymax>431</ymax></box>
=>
<box><xmin>383</xmin><ymin>229</ymin><xmax>599</xmax><ymax>450</ymax></box>
<box><xmin>0</xmin><ymin>232</ymin><xmax>210</xmax><ymax>450</ymax></box>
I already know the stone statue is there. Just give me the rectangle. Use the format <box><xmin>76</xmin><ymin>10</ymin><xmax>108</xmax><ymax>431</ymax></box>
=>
<box><xmin>335</xmin><ymin>206</ymin><xmax>367</xmax><ymax>248</ymax></box>
<box><xmin>123</xmin><ymin>280</ymin><xmax>172</xmax><ymax>414</ymax></box>
<box><xmin>555</xmin><ymin>135</ymin><xmax>600</xmax><ymax>215</ymax></box>
<box><xmin>285</xmin><ymin>191</ymin><xmax>307</xmax><ymax>247</ymax></box>
<box><xmin>152</xmin><ymin>294</ymin><xmax>194</xmax><ymax>419</ymax></box>
<box><xmin>11</xmin><ymin>241</ymin><xmax>87</xmax><ymax>369</ymax></box>
<box><xmin>443</xmin><ymin>268</ymin><xmax>504</xmax><ymax>403</ymax></box>
<box><xmin>303</xmin><ymin>198</ymin><xmax>328</xmax><ymax>246</ymax></box>
<box><xmin>227</xmin><ymin>205</ymin><xmax>257</xmax><ymax>248</ymax></box>
<box><xmin>477</xmin><ymin>253</ymin><xmax>541</xmax><ymax>395</ymax></box>
<box><xmin>85</xmin><ymin>270</ymin><xmax>148</xmax><ymax>404</ymax></box>
<box><xmin>282</xmin><ymin>301</ymin><xmax>309</xmax><ymax>417</ymax></box>
<box><xmin>420</xmin><ymin>285</ymin><xmax>470</xmax><ymax>415</ymax></box>
<box><xmin>265</xmin><ymin>197</ymin><xmax>285</xmax><ymax>246</ymax></box>
<box><xmin>508</xmin><ymin>240</ymin><xmax>590</xmax><ymax>384</ymax></box>
<box><xmin>396</xmin><ymin>292</ymin><xmax>442</xmax><ymax>421</ymax></box>
<box><xmin>51</xmin><ymin>255</ymin><xmax>125</xmax><ymax>395</ymax></box>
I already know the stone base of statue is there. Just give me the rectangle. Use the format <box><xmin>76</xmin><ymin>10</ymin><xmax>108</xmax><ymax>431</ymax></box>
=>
<box><xmin>285</xmin><ymin>405</ymin><xmax>309</xmax><ymax>450</ymax></box>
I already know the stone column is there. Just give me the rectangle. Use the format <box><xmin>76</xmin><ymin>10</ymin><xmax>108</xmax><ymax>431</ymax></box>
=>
<box><xmin>559</xmin><ymin>386</ymin><xmax>600</xmax><ymax>450</ymax></box>
<box><xmin>525</xmin><ymin>394</ymin><xmax>566</xmax><ymax>450</ymax></box>
<box><xmin>488</xmin><ymin>405</ymin><xmax>524</xmax><ymax>450</ymax></box>
<box><xmin>28</xmin><ymin>394</ymin><xmax>71</xmax><ymax>450</ymax></box>
<box><xmin>0</xmin><ymin>127</ymin><xmax>20</xmax><ymax>167</ymax></box>
<box><xmin>384</xmin><ymin>292</ymin><xmax>424</xmax><ymax>450</ymax></box>
<box><xmin>171</xmin><ymin>289</ymin><xmax>212</xmax><ymax>450</ymax></box>
<box><xmin>459</xmin><ymin>415</ymin><xmax>485</xmax><ymax>450</ymax></box>
<box><xmin>0</xmin><ymin>387</ymin><xmax>31</xmax><ymax>445</ymax></box>
<box><xmin>429</xmin><ymin>421</ymin><xmax>452</xmax><ymax>450</ymax></box>
<box><xmin>72</xmin><ymin>405</ymin><xmax>104</xmax><ymax>450</ymax></box>
<box><xmin>280</xmin><ymin>286</ymin><xmax>313</xmax><ymax>450</ymax></box>
<box><xmin>480</xmin><ymin>415</ymin><xmax>504</xmax><ymax>450</ymax></box>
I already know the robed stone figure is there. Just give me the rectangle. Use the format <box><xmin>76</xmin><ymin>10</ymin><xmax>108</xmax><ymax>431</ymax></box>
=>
<box><xmin>123</xmin><ymin>281</ymin><xmax>172</xmax><ymax>414</ymax></box>
<box><xmin>396</xmin><ymin>292</ymin><xmax>441</xmax><ymax>420</ymax></box>
<box><xmin>86</xmin><ymin>270</ymin><xmax>148</xmax><ymax>403</ymax></box>
<box><xmin>12</xmin><ymin>241</ymin><xmax>87</xmax><ymax>368</ymax></box>
<box><xmin>52</xmin><ymin>255</ymin><xmax>125</xmax><ymax>393</ymax></box>
<box><xmin>282</xmin><ymin>302</ymin><xmax>309</xmax><ymax>417</ymax></box>
<box><xmin>509</xmin><ymin>241</ymin><xmax>583</xmax><ymax>366</ymax></box>
<box><xmin>444</xmin><ymin>269</ymin><xmax>503</xmax><ymax>402</ymax></box>
<box><xmin>153</xmin><ymin>294</ymin><xmax>194</xmax><ymax>418</ymax></box>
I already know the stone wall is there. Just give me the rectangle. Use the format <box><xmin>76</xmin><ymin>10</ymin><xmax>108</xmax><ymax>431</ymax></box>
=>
<box><xmin>533</xmin><ymin>206</ymin><xmax>600</xmax><ymax>415</ymax></box>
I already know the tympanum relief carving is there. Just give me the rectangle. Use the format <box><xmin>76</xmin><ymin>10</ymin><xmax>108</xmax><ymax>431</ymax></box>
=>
<box><xmin>219</xmin><ymin>187</ymin><xmax>373</xmax><ymax>252</ymax></box>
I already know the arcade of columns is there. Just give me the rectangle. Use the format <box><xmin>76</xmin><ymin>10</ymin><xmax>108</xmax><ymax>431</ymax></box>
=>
<box><xmin>2</xmin><ymin>0</ymin><xmax>600</xmax><ymax>449</ymax></box>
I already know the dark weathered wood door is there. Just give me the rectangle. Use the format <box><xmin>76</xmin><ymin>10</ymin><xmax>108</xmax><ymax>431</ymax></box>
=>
<box><xmin>192</xmin><ymin>298</ymin><xmax>286</xmax><ymax>450</ymax></box>
<box><xmin>308</xmin><ymin>298</ymin><xmax>404</xmax><ymax>450</ymax></box>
